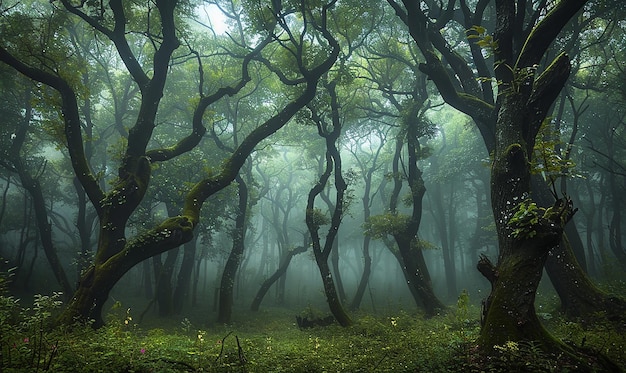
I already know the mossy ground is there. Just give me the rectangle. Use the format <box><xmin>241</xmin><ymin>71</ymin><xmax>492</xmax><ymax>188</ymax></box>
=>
<box><xmin>1</xmin><ymin>283</ymin><xmax>625</xmax><ymax>372</ymax></box>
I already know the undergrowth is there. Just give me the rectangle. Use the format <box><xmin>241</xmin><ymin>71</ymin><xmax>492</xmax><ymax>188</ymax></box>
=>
<box><xmin>1</xmin><ymin>283</ymin><xmax>624</xmax><ymax>372</ymax></box>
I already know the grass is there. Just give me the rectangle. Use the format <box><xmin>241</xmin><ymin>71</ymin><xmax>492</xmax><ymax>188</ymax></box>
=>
<box><xmin>1</xmin><ymin>280</ymin><xmax>625</xmax><ymax>372</ymax></box>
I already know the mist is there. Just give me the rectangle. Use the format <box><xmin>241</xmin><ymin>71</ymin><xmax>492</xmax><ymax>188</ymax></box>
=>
<box><xmin>1</xmin><ymin>0</ymin><xmax>624</xmax><ymax>371</ymax></box>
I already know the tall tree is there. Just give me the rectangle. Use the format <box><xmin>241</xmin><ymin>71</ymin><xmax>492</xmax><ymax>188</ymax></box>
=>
<box><xmin>388</xmin><ymin>0</ymin><xmax>621</xmax><ymax>362</ymax></box>
<box><xmin>346</xmin><ymin>125</ymin><xmax>388</xmax><ymax>310</ymax></box>
<box><xmin>356</xmin><ymin>16</ymin><xmax>444</xmax><ymax>314</ymax></box>
<box><xmin>305</xmin><ymin>80</ymin><xmax>352</xmax><ymax>327</ymax></box>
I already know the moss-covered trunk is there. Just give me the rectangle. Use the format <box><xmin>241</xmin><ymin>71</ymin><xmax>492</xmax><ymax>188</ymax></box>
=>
<box><xmin>58</xmin><ymin>264</ymin><xmax>118</xmax><ymax>328</ymax></box>
<box><xmin>58</xmin><ymin>214</ymin><xmax>195</xmax><ymax>327</ymax></box>
<box><xmin>479</xmin><ymin>82</ymin><xmax>575</xmax><ymax>350</ymax></box>
<box><xmin>478</xmin><ymin>237</ymin><xmax>560</xmax><ymax>347</ymax></box>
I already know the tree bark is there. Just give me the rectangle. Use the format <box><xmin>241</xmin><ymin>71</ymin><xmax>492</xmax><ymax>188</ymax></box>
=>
<box><xmin>217</xmin><ymin>177</ymin><xmax>248</xmax><ymax>324</ymax></box>
<box><xmin>430</xmin><ymin>177</ymin><xmax>458</xmax><ymax>300</ymax></box>
<box><xmin>153</xmin><ymin>248</ymin><xmax>179</xmax><ymax>317</ymax></box>
<box><xmin>350</xmin><ymin>235</ymin><xmax>372</xmax><ymax>310</ymax></box>
<box><xmin>480</xmin><ymin>122</ymin><xmax>575</xmax><ymax>348</ymax></box>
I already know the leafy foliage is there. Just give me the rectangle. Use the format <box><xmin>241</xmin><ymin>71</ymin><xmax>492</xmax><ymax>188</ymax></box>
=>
<box><xmin>306</xmin><ymin>207</ymin><xmax>330</xmax><ymax>229</ymax></box>
<box><xmin>363</xmin><ymin>212</ymin><xmax>410</xmax><ymax>238</ymax></box>
<box><xmin>508</xmin><ymin>199</ymin><xmax>541</xmax><ymax>239</ymax></box>
<box><xmin>466</xmin><ymin>25</ymin><xmax>498</xmax><ymax>54</ymax></box>
<box><xmin>531</xmin><ymin>119</ymin><xmax>581</xmax><ymax>185</ymax></box>
<box><xmin>0</xmin><ymin>288</ymin><xmax>64</xmax><ymax>371</ymax></box>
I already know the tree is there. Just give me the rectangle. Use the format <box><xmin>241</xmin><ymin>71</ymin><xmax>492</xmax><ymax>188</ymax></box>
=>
<box><xmin>250</xmin><ymin>151</ymin><xmax>307</xmax><ymax>310</ymax></box>
<box><xmin>345</xmin><ymin>125</ymin><xmax>389</xmax><ymax>310</ymax></box>
<box><xmin>388</xmin><ymin>0</ymin><xmax>620</xmax><ymax>363</ymax></box>
<box><xmin>355</xmin><ymin>14</ymin><xmax>445</xmax><ymax>315</ymax></box>
<box><xmin>0</xmin><ymin>0</ymin><xmax>339</xmax><ymax>327</ymax></box>
<box><xmin>305</xmin><ymin>79</ymin><xmax>352</xmax><ymax>327</ymax></box>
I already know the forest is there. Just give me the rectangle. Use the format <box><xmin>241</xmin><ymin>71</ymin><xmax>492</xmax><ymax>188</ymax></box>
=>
<box><xmin>0</xmin><ymin>0</ymin><xmax>625</xmax><ymax>371</ymax></box>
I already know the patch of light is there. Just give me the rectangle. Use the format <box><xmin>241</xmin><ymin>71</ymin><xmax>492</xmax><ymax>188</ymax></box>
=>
<box><xmin>195</xmin><ymin>3</ymin><xmax>228</xmax><ymax>35</ymax></box>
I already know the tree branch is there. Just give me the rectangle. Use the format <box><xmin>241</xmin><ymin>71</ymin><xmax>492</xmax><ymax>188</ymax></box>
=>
<box><xmin>527</xmin><ymin>52</ymin><xmax>571</xmax><ymax>139</ymax></box>
<box><xmin>0</xmin><ymin>46</ymin><xmax>104</xmax><ymax>214</ymax></box>
<box><xmin>516</xmin><ymin>0</ymin><xmax>587</xmax><ymax>68</ymax></box>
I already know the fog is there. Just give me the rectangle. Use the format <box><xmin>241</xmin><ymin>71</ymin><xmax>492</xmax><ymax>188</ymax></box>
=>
<box><xmin>1</xmin><ymin>0</ymin><xmax>624</xmax><ymax>371</ymax></box>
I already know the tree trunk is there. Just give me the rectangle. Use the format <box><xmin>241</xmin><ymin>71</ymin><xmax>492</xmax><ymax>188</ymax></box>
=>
<box><xmin>544</xmin><ymin>235</ymin><xmax>626</xmax><ymax>324</ymax></box>
<box><xmin>142</xmin><ymin>259</ymin><xmax>153</xmax><ymax>299</ymax></box>
<box><xmin>250</xmin><ymin>245</ymin><xmax>307</xmax><ymax>311</ymax></box>
<box><xmin>74</xmin><ymin>177</ymin><xmax>95</xmax><ymax>282</ymax></box>
<box><xmin>314</xmin><ymin>248</ymin><xmax>351</xmax><ymax>326</ymax></box>
<box><xmin>350</xmin><ymin>159</ymin><xmax>378</xmax><ymax>311</ymax></box>
<box><xmin>191</xmin><ymin>249</ymin><xmax>204</xmax><ymax>307</ymax></box>
<box><xmin>607</xmin><ymin>162</ymin><xmax>625</xmax><ymax>266</ymax></box>
<box><xmin>155</xmin><ymin>246</ymin><xmax>180</xmax><ymax>316</ymax></box>
<box><xmin>5</xmin><ymin>86</ymin><xmax>73</xmax><ymax>299</ymax></box>
<box><xmin>172</xmin><ymin>238</ymin><xmax>198</xmax><ymax>314</ymax></box>
<box><xmin>532</xmin><ymin>176</ymin><xmax>626</xmax><ymax>322</ymax></box>
<box><xmin>394</xmin><ymin>234</ymin><xmax>444</xmax><ymax>316</ymax></box>
<box><xmin>217</xmin><ymin>177</ymin><xmax>248</xmax><ymax>324</ymax></box>
<box><xmin>582</xmin><ymin>177</ymin><xmax>597</xmax><ymax>275</ymax></box>
<box><xmin>330</xmin><ymin>237</ymin><xmax>347</xmax><ymax>303</ymax></box>
<box><xmin>479</xmin><ymin>72</ymin><xmax>577</xmax><ymax>351</ymax></box>
<box><xmin>388</xmin><ymin>119</ymin><xmax>444</xmax><ymax>316</ymax></box>
<box><xmin>276</xmin><ymin>266</ymin><xmax>287</xmax><ymax>304</ymax></box>
<box><xmin>431</xmin><ymin>181</ymin><xmax>458</xmax><ymax>300</ymax></box>
<box><xmin>321</xmin><ymin>189</ymin><xmax>347</xmax><ymax>304</ymax></box>
<box><xmin>480</xmin><ymin>141</ymin><xmax>574</xmax><ymax>348</ymax></box>
<box><xmin>350</xmin><ymin>235</ymin><xmax>372</xmax><ymax>310</ymax></box>
<box><xmin>305</xmin><ymin>81</ymin><xmax>352</xmax><ymax>327</ymax></box>
<box><xmin>57</xmin><ymin>214</ymin><xmax>196</xmax><ymax>327</ymax></box>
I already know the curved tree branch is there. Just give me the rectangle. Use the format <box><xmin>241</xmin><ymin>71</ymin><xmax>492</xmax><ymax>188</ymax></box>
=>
<box><xmin>516</xmin><ymin>0</ymin><xmax>586</xmax><ymax>68</ymax></box>
<box><xmin>0</xmin><ymin>46</ymin><xmax>104</xmax><ymax>213</ymax></box>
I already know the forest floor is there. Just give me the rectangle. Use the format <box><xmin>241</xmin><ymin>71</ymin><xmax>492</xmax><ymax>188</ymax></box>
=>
<box><xmin>1</xmin><ymin>287</ymin><xmax>625</xmax><ymax>372</ymax></box>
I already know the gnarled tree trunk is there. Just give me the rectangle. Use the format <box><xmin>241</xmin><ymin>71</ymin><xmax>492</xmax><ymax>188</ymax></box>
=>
<box><xmin>305</xmin><ymin>81</ymin><xmax>352</xmax><ymax>327</ymax></box>
<box><xmin>387</xmin><ymin>122</ymin><xmax>444</xmax><ymax>316</ymax></box>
